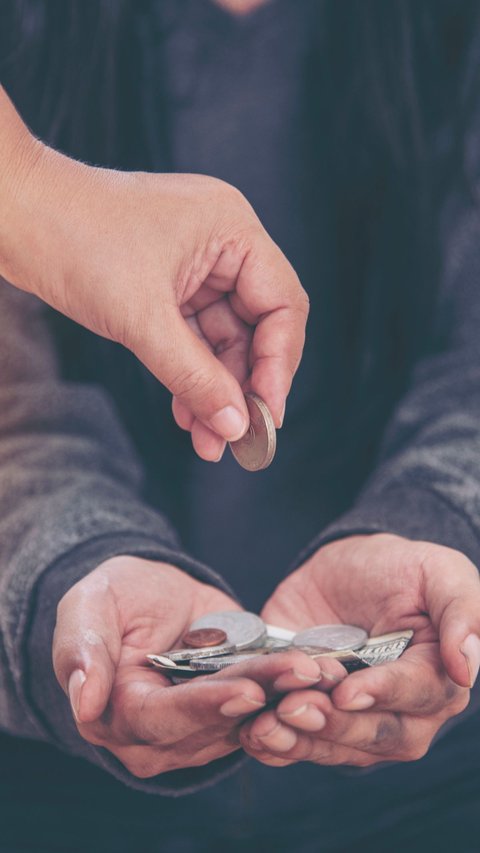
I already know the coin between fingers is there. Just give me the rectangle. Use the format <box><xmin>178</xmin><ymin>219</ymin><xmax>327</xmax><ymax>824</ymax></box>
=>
<box><xmin>229</xmin><ymin>394</ymin><xmax>276</xmax><ymax>471</ymax></box>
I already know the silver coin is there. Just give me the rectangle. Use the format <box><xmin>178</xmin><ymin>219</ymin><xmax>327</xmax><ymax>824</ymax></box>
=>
<box><xmin>156</xmin><ymin>642</ymin><xmax>235</xmax><ymax>663</ymax></box>
<box><xmin>293</xmin><ymin>624</ymin><xmax>368</xmax><ymax>652</ymax></box>
<box><xmin>189</xmin><ymin>611</ymin><xmax>267</xmax><ymax>650</ymax></box>
<box><xmin>147</xmin><ymin>654</ymin><xmax>178</xmax><ymax>668</ymax></box>
<box><xmin>189</xmin><ymin>642</ymin><xmax>297</xmax><ymax>672</ymax></box>
<box><xmin>190</xmin><ymin>652</ymin><xmax>262</xmax><ymax>671</ymax></box>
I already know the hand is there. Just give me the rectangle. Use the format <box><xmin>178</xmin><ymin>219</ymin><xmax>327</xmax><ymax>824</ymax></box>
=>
<box><xmin>1</xmin><ymin>93</ymin><xmax>308</xmax><ymax>461</ymax></box>
<box><xmin>240</xmin><ymin>534</ymin><xmax>480</xmax><ymax>768</ymax></box>
<box><xmin>52</xmin><ymin>556</ymin><xmax>334</xmax><ymax>778</ymax></box>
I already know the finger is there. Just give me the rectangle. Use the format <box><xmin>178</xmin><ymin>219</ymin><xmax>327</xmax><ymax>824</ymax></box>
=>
<box><xmin>190</xmin><ymin>419</ymin><xmax>226</xmax><ymax>462</ymax></box>
<box><xmin>206</xmin><ymin>650</ymin><xmax>340</xmax><ymax>698</ymax></box>
<box><xmin>276</xmin><ymin>690</ymin><xmax>330</xmax><ymax>732</ymax></box>
<box><xmin>242</xmin><ymin>699</ymin><xmax>418</xmax><ymax>761</ymax></box>
<box><xmin>229</xmin><ymin>243</ymin><xmax>308</xmax><ymax>425</ymax></box>
<box><xmin>136</xmin><ymin>307</ymin><xmax>249</xmax><ymax>443</ymax></box>
<box><xmin>240</xmin><ymin>717</ymin><xmax>378</xmax><ymax>767</ymax></box>
<box><xmin>172</xmin><ymin>397</ymin><xmax>194</xmax><ymax>431</ymax></box>
<box><xmin>421</xmin><ymin>547</ymin><xmax>480</xmax><ymax>688</ymax></box>
<box><xmin>332</xmin><ymin>644</ymin><xmax>469</xmax><ymax>717</ymax></box>
<box><xmin>97</xmin><ymin>674</ymin><xmax>269</xmax><ymax>778</ymax></box>
<box><xmin>195</xmin><ymin>298</ymin><xmax>252</xmax><ymax>386</ymax></box>
<box><xmin>127</xmin><ymin>675</ymin><xmax>267</xmax><ymax>745</ymax></box>
<box><xmin>53</xmin><ymin>578</ymin><xmax>122</xmax><ymax>724</ymax></box>
<box><xmin>246</xmin><ymin>307</ymin><xmax>306</xmax><ymax>427</ymax></box>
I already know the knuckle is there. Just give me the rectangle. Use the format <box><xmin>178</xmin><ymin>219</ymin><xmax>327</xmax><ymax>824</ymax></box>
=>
<box><xmin>120</xmin><ymin>751</ymin><xmax>164</xmax><ymax>779</ymax></box>
<box><xmin>296</xmin><ymin>284</ymin><xmax>310</xmax><ymax>316</ymax></box>
<box><xmin>402</xmin><ymin>742</ymin><xmax>430</xmax><ymax>762</ymax></box>
<box><xmin>290</xmin><ymin>736</ymin><xmax>316</xmax><ymax>762</ymax></box>
<box><xmin>357</xmin><ymin>718</ymin><xmax>400</xmax><ymax>754</ymax></box>
<box><xmin>323</xmin><ymin>714</ymin><xmax>349</xmax><ymax>743</ymax></box>
<box><xmin>411</xmin><ymin>683</ymin><xmax>438</xmax><ymax>715</ymax></box>
<box><xmin>126</xmin><ymin>762</ymin><xmax>158</xmax><ymax>779</ymax></box>
<box><xmin>376</xmin><ymin>717</ymin><xmax>404</xmax><ymax>754</ymax></box>
<box><xmin>351</xmin><ymin>755</ymin><xmax>379</xmax><ymax>768</ymax></box>
<box><xmin>397</xmin><ymin>728</ymin><xmax>433</xmax><ymax>762</ymax></box>
<box><xmin>171</xmin><ymin>367</ymin><xmax>219</xmax><ymax>402</ymax></box>
<box><xmin>77</xmin><ymin>724</ymin><xmax>107</xmax><ymax>749</ymax></box>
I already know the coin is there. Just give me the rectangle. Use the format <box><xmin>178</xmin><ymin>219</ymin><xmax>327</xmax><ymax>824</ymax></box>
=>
<box><xmin>190</xmin><ymin>652</ymin><xmax>261</xmax><ymax>671</ymax></box>
<box><xmin>229</xmin><ymin>394</ymin><xmax>276</xmax><ymax>471</ymax></box>
<box><xmin>154</xmin><ymin>642</ymin><xmax>235</xmax><ymax>663</ymax></box>
<box><xmin>293</xmin><ymin>624</ymin><xmax>368</xmax><ymax>652</ymax></box>
<box><xmin>189</xmin><ymin>611</ymin><xmax>267</xmax><ymax>650</ymax></box>
<box><xmin>182</xmin><ymin>628</ymin><xmax>227</xmax><ymax>648</ymax></box>
<box><xmin>147</xmin><ymin>654</ymin><xmax>177</xmax><ymax>668</ymax></box>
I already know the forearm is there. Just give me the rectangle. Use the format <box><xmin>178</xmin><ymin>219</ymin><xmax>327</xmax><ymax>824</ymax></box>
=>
<box><xmin>0</xmin><ymin>85</ymin><xmax>46</xmax><ymax>290</ymax></box>
<box><xmin>0</xmin><ymin>86</ymin><xmax>95</xmax><ymax>311</ymax></box>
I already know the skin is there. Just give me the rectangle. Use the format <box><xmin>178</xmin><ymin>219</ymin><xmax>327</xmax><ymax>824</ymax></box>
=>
<box><xmin>238</xmin><ymin>534</ymin><xmax>480</xmax><ymax>768</ymax></box>
<box><xmin>11</xmin><ymin>0</ymin><xmax>479</xmax><ymax>776</ymax></box>
<box><xmin>53</xmin><ymin>535</ymin><xmax>480</xmax><ymax>775</ymax></box>
<box><xmin>0</xmin><ymin>84</ymin><xmax>308</xmax><ymax>462</ymax></box>
<box><xmin>53</xmin><ymin>556</ymin><xmax>344</xmax><ymax>778</ymax></box>
<box><xmin>215</xmin><ymin>0</ymin><xmax>269</xmax><ymax>13</ymax></box>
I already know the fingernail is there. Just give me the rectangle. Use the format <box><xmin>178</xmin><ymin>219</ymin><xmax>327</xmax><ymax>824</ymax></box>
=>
<box><xmin>259</xmin><ymin>723</ymin><xmax>297</xmax><ymax>752</ymax></box>
<box><xmin>220</xmin><ymin>695</ymin><xmax>265</xmax><ymax>718</ymax></box>
<box><xmin>280</xmin><ymin>705</ymin><xmax>327</xmax><ymax>730</ymax></box>
<box><xmin>317</xmin><ymin>669</ymin><xmax>345</xmax><ymax>684</ymax></box>
<box><xmin>460</xmin><ymin>634</ymin><xmax>480</xmax><ymax>688</ymax></box>
<box><xmin>342</xmin><ymin>693</ymin><xmax>375</xmax><ymax>711</ymax></box>
<box><xmin>258</xmin><ymin>720</ymin><xmax>280</xmax><ymax>738</ymax></box>
<box><xmin>209</xmin><ymin>407</ymin><xmax>247</xmax><ymax>441</ymax></box>
<box><xmin>212</xmin><ymin>444</ymin><xmax>226</xmax><ymax>463</ymax></box>
<box><xmin>68</xmin><ymin>669</ymin><xmax>86</xmax><ymax>722</ymax></box>
<box><xmin>273</xmin><ymin>670</ymin><xmax>321</xmax><ymax>692</ymax></box>
<box><xmin>295</xmin><ymin>671</ymin><xmax>322</xmax><ymax>683</ymax></box>
<box><xmin>278</xmin><ymin>402</ymin><xmax>286</xmax><ymax>428</ymax></box>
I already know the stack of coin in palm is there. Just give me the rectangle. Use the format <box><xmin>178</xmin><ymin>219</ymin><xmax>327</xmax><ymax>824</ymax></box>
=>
<box><xmin>147</xmin><ymin>611</ymin><xmax>413</xmax><ymax>680</ymax></box>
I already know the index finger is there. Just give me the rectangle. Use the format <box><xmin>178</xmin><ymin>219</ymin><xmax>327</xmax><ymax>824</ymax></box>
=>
<box><xmin>206</xmin><ymin>649</ymin><xmax>346</xmax><ymax>697</ymax></box>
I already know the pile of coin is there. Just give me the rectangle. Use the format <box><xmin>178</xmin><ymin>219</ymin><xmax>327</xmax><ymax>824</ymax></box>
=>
<box><xmin>147</xmin><ymin>611</ymin><xmax>413</xmax><ymax>681</ymax></box>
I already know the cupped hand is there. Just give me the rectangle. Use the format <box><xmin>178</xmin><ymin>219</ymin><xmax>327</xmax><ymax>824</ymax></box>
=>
<box><xmin>6</xmin><ymin>126</ymin><xmax>308</xmax><ymax>461</ymax></box>
<box><xmin>52</xmin><ymin>556</ymin><xmax>336</xmax><ymax>778</ymax></box>
<box><xmin>240</xmin><ymin>534</ymin><xmax>480</xmax><ymax>767</ymax></box>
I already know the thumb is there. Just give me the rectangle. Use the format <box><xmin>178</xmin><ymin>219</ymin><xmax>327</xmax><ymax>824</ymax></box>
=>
<box><xmin>424</xmin><ymin>549</ymin><xmax>480</xmax><ymax>688</ymax></box>
<box><xmin>53</xmin><ymin>583</ymin><xmax>122</xmax><ymax>724</ymax></box>
<box><xmin>136</xmin><ymin>309</ymin><xmax>249</xmax><ymax>441</ymax></box>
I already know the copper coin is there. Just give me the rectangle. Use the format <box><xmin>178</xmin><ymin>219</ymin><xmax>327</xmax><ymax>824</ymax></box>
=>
<box><xmin>229</xmin><ymin>394</ymin><xmax>276</xmax><ymax>471</ymax></box>
<box><xmin>182</xmin><ymin>628</ymin><xmax>228</xmax><ymax>648</ymax></box>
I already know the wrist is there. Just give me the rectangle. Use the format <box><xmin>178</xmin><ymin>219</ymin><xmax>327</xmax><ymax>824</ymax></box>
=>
<box><xmin>0</xmin><ymin>91</ymin><xmax>97</xmax><ymax>312</ymax></box>
<box><xmin>0</xmin><ymin>101</ymin><xmax>44</xmax><ymax>286</ymax></box>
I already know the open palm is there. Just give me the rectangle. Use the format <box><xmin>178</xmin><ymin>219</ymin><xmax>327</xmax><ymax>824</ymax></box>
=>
<box><xmin>241</xmin><ymin>534</ymin><xmax>480</xmax><ymax>769</ymax></box>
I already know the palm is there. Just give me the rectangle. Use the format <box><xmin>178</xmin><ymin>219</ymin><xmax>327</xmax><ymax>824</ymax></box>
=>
<box><xmin>262</xmin><ymin>534</ymin><xmax>436</xmax><ymax>646</ymax></box>
<box><xmin>107</xmin><ymin>562</ymin><xmax>239</xmax><ymax>697</ymax></box>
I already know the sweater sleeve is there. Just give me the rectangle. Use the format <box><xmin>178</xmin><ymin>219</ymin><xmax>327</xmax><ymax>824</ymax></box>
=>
<box><xmin>0</xmin><ymin>278</ymin><xmax>241</xmax><ymax>795</ymax></box>
<box><xmin>299</xmin><ymin>178</ymin><xmax>480</xmax><ymax>566</ymax></box>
